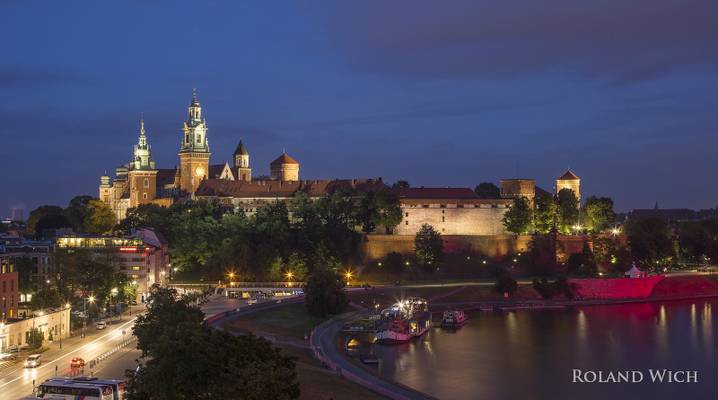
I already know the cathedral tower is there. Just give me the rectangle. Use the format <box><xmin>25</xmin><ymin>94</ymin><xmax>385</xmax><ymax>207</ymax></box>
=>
<box><xmin>179</xmin><ymin>90</ymin><xmax>211</xmax><ymax>193</ymax></box>
<box><xmin>233</xmin><ymin>139</ymin><xmax>252</xmax><ymax>182</ymax></box>
<box><xmin>128</xmin><ymin>117</ymin><xmax>158</xmax><ymax>208</ymax></box>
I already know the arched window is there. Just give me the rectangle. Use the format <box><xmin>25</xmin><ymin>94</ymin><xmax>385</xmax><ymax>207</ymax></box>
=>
<box><xmin>143</xmin><ymin>178</ymin><xmax>149</xmax><ymax>188</ymax></box>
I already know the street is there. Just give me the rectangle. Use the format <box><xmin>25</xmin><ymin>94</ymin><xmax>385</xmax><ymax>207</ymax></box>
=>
<box><xmin>0</xmin><ymin>294</ymin><xmax>244</xmax><ymax>399</ymax></box>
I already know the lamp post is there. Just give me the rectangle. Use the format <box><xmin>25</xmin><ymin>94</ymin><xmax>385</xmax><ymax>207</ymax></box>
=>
<box><xmin>83</xmin><ymin>295</ymin><xmax>95</xmax><ymax>338</ymax></box>
<box><xmin>60</xmin><ymin>303</ymin><xmax>70</xmax><ymax>349</ymax></box>
<box><xmin>111</xmin><ymin>287</ymin><xmax>120</xmax><ymax>323</ymax></box>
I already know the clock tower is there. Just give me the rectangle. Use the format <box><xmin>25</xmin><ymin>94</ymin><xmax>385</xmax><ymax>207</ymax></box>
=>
<box><xmin>179</xmin><ymin>89</ymin><xmax>211</xmax><ymax>193</ymax></box>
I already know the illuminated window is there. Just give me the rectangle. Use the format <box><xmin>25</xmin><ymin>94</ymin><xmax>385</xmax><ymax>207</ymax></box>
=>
<box><xmin>143</xmin><ymin>193</ymin><xmax>148</xmax><ymax>200</ymax></box>
<box><xmin>132</xmin><ymin>266</ymin><xmax>142</xmax><ymax>271</ymax></box>
<box><xmin>143</xmin><ymin>178</ymin><xmax>149</xmax><ymax>188</ymax></box>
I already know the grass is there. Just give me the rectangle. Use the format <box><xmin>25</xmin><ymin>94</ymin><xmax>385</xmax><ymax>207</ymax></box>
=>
<box><xmin>229</xmin><ymin>302</ymin><xmax>327</xmax><ymax>340</ymax></box>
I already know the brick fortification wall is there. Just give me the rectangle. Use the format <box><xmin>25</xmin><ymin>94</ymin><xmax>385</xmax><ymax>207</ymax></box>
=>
<box><xmin>361</xmin><ymin>234</ymin><xmax>533</xmax><ymax>261</ymax></box>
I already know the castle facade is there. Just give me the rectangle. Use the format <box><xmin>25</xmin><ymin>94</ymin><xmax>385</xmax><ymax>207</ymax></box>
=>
<box><xmin>99</xmin><ymin>92</ymin><xmax>300</xmax><ymax>221</ymax></box>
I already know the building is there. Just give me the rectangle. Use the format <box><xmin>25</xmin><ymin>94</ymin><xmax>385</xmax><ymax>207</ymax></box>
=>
<box><xmin>0</xmin><ymin>260</ymin><xmax>18</xmax><ymax>321</ymax></box>
<box><xmin>394</xmin><ymin>188</ymin><xmax>512</xmax><ymax>235</ymax></box>
<box><xmin>1</xmin><ymin>236</ymin><xmax>54</xmax><ymax>317</ymax></box>
<box><xmin>99</xmin><ymin>91</ymin><xmax>301</xmax><ymax>221</ymax></box>
<box><xmin>56</xmin><ymin>231</ymin><xmax>169</xmax><ymax>302</ymax></box>
<box><xmin>195</xmin><ymin>178</ymin><xmax>385</xmax><ymax>215</ymax></box>
<box><xmin>556</xmin><ymin>169</ymin><xmax>581</xmax><ymax>201</ymax></box>
<box><xmin>500</xmin><ymin>179</ymin><xmax>536</xmax><ymax>203</ymax></box>
<box><xmin>0</xmin><ymin>306</ymin><xmax>70</xmax><ymax>352</ymax></box>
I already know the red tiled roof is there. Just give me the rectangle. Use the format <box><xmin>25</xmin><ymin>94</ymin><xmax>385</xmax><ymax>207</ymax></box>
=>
<box><xmin>195</xmin><ymin>178</ymin><xmax>385</xmax><ymax>198</ymax></box>
<box><xmin>394</xmin><ymin>187</ymin><xmax>479</xmax><ymax>199</ymax></box>
<box><xmin>270</xmin><ymin>153</ymin><xmax>299</xmax><ymax>165</ymax></box>
<box><xmin>558</xmin><ymin>170</ymin><xmax>579</xmax><ymax>180</ymax></box>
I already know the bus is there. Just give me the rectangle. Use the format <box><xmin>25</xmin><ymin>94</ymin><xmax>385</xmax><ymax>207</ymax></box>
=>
<box><xmin>47</xmin><ymin>377</ymin><xmax>126</xmax><ymax>400</ymax></box>
<box><xmin>35</xmin><ymin>381</ymin><xmax>114</xmax><ymax>400</ymax></box>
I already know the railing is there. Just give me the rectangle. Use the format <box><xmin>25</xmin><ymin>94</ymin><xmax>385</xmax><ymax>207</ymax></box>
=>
<box><xmin>86</xmin><ymin>337</ymin><xmax>136</xmax><ymax>374</ymax></box>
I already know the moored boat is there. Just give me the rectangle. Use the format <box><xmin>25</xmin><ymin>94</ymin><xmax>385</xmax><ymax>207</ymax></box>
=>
<box><xmin>441</xmin><ymin>310</ymin><xmax>467</xmax><ymax>328</ymax></box>
<box><xmin>376</xmin><ymin>297</ymin><xmax>432</xmax><ymax>344</ymax></box>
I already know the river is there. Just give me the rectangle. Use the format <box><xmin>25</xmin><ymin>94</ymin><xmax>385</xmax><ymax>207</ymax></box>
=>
<box><xmin>371</xmin><ymin>299</ymin><xmax>718</xmax><ymax>399</ymax></box>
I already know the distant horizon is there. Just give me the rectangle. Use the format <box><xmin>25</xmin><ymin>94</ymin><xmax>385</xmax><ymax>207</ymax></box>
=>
<box><xmin>2</xmin><ymin>1</ymin><xmax>716</xmax><ymax>215</ymax></box>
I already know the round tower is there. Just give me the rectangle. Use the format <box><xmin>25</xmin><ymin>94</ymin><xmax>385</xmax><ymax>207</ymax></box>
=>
<box><xmin>270</xmin><ymin>152</ymin><xmax>299</xmax><ymax>181</ymax></box>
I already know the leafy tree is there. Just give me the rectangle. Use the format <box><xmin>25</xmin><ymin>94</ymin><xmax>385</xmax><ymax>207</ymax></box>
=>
<box><xmin>502</xmin><ymin>197</ymin><xmax>533</xmax><ymax>234</ymax></box>
<box><xmin>85</xmin><ymin>199</ymin><xmax>116</xmax><ymax>234</ymax></box>
<box><xmin>15</xmin><ymin>258</ymin><xmax>35</xmax><ymax>293</ymax></box>
<box><xmin>532</xmin><ymin>276</ymin><xmax>574</xmax><ymax>300</ymax></box>
<box><xmin>566</xmin><ymin>242</ymin><xmax>596</xmax><ymax>276</ymax></box>
<box><xmin>128</xmin><ymin>285</ymin><xmax>299</xmax><ymax>400</ymax></box>
<box><xmin>525</xmin><ymin>234</ymin><xmax>558</xmax><ymax>276</ymax></box>
<box><xmin>64</xmin><ymin>195</ymin><xmax>94</xmax><ymax>232</ymax></box>
<box><xmin>625</xmin><ymin>217</ymin><xmax>675</xmax><ymax>269</ymax></box>
<box><xmin>557</xmin><ymin>188</ymin><xmax>579</xmax><ymax>234</ymax></box>
<box><xmin>414</xmin><ymin>224</ymin><xmax>443</xmax><ymax>271</ymax></box>
<box><xmin>678</xmin><ymin>219</ymin><xmax>718</xmax><ymax>262</ymax></box>
<box><xmin>493</xmin><ymin>274</ymin><xmax>518</xmax><ymax>296</ymax></box>
<box><xmin>27</xmin><ymin>328</ymin><xmax>44</xmax><ymax>349</ymax></box>
<box><xmin>304</xmin><ymin>268</ymin><xmax>349</xmax><ymax>317</ymax></box>
<box><xmin>268</xmin><ymin>257</ymin><xmax>284</xmax><ymax>281</ymax></box>
<box><xmin>26</xmin><ymin>205</ymin><xmax>65</xmax><ymax>236</ymax></box>
<box><xmin>372</xmin><ymin>187</ymin><xmax>402</xmax><ymax>233</ymax></box>
<box><xmin>592</xmin><ymin>236</ymin><xmax>631</xmax><ymax>272</ymax></box>
<box><xmin>533</xmin><ymin>192</ymin><xmax>557</xmax><ymax>234</ymax></box>
<box><xmin>391</xmin><ymin>180</ymin><xmax>410</xmax><ymax>189</ymax></box>
<box><xmin>285</xmin><ymin>252</ymin><xmax>308</xmax><ymax>281</ymax></box>
<box><xmin>582</xmin><ymin>196</ymin><xmax>615</xmax><ymax>233</ymax></box>
<box><xmin>474</xmin><ymin>182</ymin><xmax>500</xmax><ymax>199</ymax></box>
<box><xmin>30</xmin><ymin>287</ymin><xmax>62</xmax><ymax>310</ymax></box>
<box><xmin>35</xmin><ymin>213</ymin><xmax>72</xmax><ymax>237</ymax></box>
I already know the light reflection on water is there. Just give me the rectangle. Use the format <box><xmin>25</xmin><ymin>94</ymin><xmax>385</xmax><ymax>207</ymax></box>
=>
<box><xmin>371</xmin><ymin>299</ymin><xmax>718</xmax><ymax>400</ymax></box>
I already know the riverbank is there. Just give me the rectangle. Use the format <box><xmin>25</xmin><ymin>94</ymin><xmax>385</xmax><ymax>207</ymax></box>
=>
<box><xmin>221</xmin><ymin>301</ymin><xmax>386</xmax><ymax>400</ymax></box>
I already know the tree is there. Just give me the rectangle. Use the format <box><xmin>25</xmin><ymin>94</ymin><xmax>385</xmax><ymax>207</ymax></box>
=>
<box><xmin>582</xmin><ymin>196</ymin><xmax>615</xmax><ymax>233</ymax></box>
<box><xmin>128</xmin><ymin>285</ymin><xmax>299</xmax><ymax>400</ymax></box>
<box><xmin>85</xmin><ymin>199</ymin><xmax>116</xmax><ymax>234</ymax></box>
<box><xmin>592</xmin><ymin>236</ymin><xmax>631</xmax><ymax>272</ymax></box>
<box><xmin>557</xmin><ymin>188</ymin><xmax>579</xmax><ymax>234</ymax></box>
<box><xmin>304</xmin><ymin>268</ymin><xmax>349</xmax><ymax>317</ymax></box>
<box><xmin>625</xmin><ymin>217</ymin><xmax>675</xmax><ymax>269</ymax></box>
<box><xmin>494</xmin><ymin>274</ymin><xmax>518</xmax><ymax>296</ymax></box>
<box><xmin>678</xmin><ymin>219</ymin><xmax>718</xmax><ymax>262</ymax></box>
<box><xmin>502</xmin><ymin>197</ymin><xmax>533</xmax><ymax>234</ymax></box>
<box><xmin>532</xmin><ymin>276</ymin><xmax>574</xmax><ymax>300</ymax></box>
<box><xmin>391</xmin><ymin>180</ymin><xmax>410</xmax><ymax>189</ymax></box>
<box><xmin>414</xmin><ymin>224</ymin><xmax>443</xmax><ymax>271</ymax></box>
<box><xmin>533</xmin><ymin>192</ymin><xmax>557</xmax><ymax>234</ymax></box>
<box><xmin>474</xmin><ymin>182</ymin><xmax>500</xmax><ymax>199</ymax></box>
<box><xmin>64</xmin><ymin>195</ymin><xmax>94</xmax><ymax>232</ymax></box>
<box><xmin>35</xmin><ymin>213</ymin><xmax>72</xmax><ymax>238</ymax></box>
<box><xmin>27</xmin><ymin>328</ymin><xmax>44</xmax><ymax>349</ymax></box>
<box><xmin>372</xmin><ymin>187</ymin><xmax>402</xmax><ymax>233</ymax></box>
<box><xmin>26</xmin><ymin>205</ymin><xmax>65</xmax><ymax>236</ymax></box>
<box><xmin>566</xmin><ymin>242</ymin><xmax>597</xmax><ymax>276</ymax></box>
<box><xmin>384</xmin><ymin>252</ymin><xmax>404</xmax><ymax>276</ymax></box>
<box><xmin>30</xmin><ymin>287</ymin><xmax>62</xmax><ymax>310</ymax></box>
<box><xmin>285</xmin><ymin>252</ymin><xmax>308</xmax><ymax>281</ymax></box>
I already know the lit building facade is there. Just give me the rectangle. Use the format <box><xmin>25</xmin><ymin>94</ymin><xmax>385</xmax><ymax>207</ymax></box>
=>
<box><xmin>99</xmin><ymin>91</ymin><xmax>301</xmax><ymax>221</ymax></box>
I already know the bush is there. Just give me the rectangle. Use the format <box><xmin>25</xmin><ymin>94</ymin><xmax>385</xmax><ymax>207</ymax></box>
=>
<box><xmin>27</xmin><ymin>328</ymin><xmax>43</xmax><ymax>349</ymax></box>
<box><xmin>304</xmin><ymin>269</ymin><xmax>349</xmax><ymax>317</ymax></box>
<box><xmin>532</xmin><ymin>276</ymin><xmax>575</xmax><ymax>300</ymax></box>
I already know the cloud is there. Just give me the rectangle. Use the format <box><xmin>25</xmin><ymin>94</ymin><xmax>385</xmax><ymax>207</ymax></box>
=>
<box><xmin>307</xmin><ymin>0</ymin><xmax>718</xmax><ymax>83</ymax></box>
<box><xmin>0</xmin><ymin>65</ymin><xmax>80</xmax><ymax>88</ymax></box>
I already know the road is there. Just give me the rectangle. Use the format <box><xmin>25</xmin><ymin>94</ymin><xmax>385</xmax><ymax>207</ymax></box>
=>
<box><xmin>0</xmin><ymin>295</ymin><xmax>244</xmax><ymax>400</ymax></box>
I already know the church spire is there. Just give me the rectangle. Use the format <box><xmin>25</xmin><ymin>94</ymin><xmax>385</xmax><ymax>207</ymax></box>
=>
<box><xmin>138</xmin><ymin>114</ymin><xmax>147</xmax><ymax>148</ymax></box>
<box><xmin>133</xmin><ymin>114</ymin><xmax>155</xmax><ymax>170</ymax></box>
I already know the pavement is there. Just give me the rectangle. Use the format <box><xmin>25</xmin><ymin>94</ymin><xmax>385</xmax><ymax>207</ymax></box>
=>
<box><xmin>310</xmin><ymin>311</ymin><xmax>436</xmax><ymax>400</ymax></box>
<box><xmin>0</xmin><ymin>295</ymin><xmax>243</xmax><ymax>400</ymax></box>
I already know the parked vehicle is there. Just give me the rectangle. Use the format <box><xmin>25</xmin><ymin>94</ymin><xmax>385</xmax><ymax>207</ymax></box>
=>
<box><xmin>24</xmin><ymin>354</ymin><xmax>42</xmax><ymax>368</ymax></box>
<box><xmin>0</xmin><ymin>353</ymin><xmax>17</xmax><ymax>361</ymax></box>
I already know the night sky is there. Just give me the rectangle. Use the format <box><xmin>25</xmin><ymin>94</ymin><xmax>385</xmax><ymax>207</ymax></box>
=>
<box><xmin>2</xmin><ymin>0</ymin><xmax>717</xmax><ymax>217</ymax></box>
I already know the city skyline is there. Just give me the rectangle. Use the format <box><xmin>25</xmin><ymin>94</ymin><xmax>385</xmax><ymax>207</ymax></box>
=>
<box><xmin>2</xmin><ymin>0</ymin><xmax>717</xmax><ymax>216</ymax></box>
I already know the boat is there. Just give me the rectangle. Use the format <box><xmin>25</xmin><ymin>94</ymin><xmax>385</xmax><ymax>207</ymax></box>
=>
<box><xmin>441</xmin><ymin>310</ymin><xmax>467</xmax><ymax>328</ymax></box>
<box><xmin>375</xmin><ymin>297</ymin><xmax>432</xmax><ymax>344</ymax></box>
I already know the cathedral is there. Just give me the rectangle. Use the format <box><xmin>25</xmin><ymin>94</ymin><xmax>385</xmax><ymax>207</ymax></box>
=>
<box><xmin>99</xmin><ymin>91</ymin><xmax>301</xmax><ymax>221</ymax></box>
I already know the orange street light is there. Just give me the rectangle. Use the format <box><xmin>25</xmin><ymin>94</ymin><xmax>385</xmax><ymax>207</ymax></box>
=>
<box><xmin>285</xmin><ymin>271</ymin><xmax>294</xmax><ymax>281</ymax></box>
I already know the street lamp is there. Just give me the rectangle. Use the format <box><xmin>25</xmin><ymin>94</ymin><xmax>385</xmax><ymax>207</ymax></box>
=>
<box><xmin>111</xmin><ymin>287</ymin><xmax>121</xmax><ymax>323</ymax></box>
<box><xmin>285</xmin><ymin>271</ymin><xmax>294</xmax><ymax>281</ymax></box>
<box><xmin>344</xmin><ymin>270</ymin><xmax>353</xmax><ymax>285</ymax></box>
<box><xmin>82</xmin><ymin>295</ymin><xmax>95</xmax><ymax>338</ymax></box>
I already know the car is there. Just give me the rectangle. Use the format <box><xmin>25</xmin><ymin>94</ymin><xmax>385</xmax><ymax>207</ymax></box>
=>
<box><xmin>24</xmin><ymin>354</ymin><xmax>41</xmax><ymax>368</ymax></box>
<box><xmin>70</xmin><ymin>357</ymin><xmax>85</xmax><ymax>368</ymax></box>
<box><xmin>246</xmin><ymin>298</ymin><xmax>258</xmax><ymax>305</ymax></box>
<box><xmin>95</xmin><ymin>321</ymin><xmax>107</xmax><ymax>330</ymax></box>
<box><xmin>0</xmin><ymin>353</ymin><xmax>17</xmax><ymax>361</ymax></box>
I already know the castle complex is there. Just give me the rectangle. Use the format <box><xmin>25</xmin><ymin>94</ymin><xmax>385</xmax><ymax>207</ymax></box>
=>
<box><xmin>99</xmin><ymin>92</ymin><xmax>303</xmax><ymax>221</ymax></box>
<box><xmin>99</xmin><ymin>92</ymin><xmax>581</xmax><ymax>236</ymax></box>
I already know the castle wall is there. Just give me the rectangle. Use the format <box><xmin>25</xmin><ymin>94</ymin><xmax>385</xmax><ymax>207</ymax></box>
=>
<box><xmin>395</xmin><ymin>203</ymin><xmax>509</xmax><ymax>236</ymax></box>
<box><xmin>360</xmin><ymin>234</ymin><xmax>534</xmax><ymax>261</ymax></box>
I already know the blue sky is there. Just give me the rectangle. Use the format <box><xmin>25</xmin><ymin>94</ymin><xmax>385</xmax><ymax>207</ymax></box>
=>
<box><xmin>1</xmin><ymin>0</ymin><xmax>717</xmax><ymax>216</ymax></box>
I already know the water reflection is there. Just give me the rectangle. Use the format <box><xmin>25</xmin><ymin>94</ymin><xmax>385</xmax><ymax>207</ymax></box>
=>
<box><xmin>372</xmin><ymin>299</ymin><xmax>718</xmax><ymax>400</ymax></box>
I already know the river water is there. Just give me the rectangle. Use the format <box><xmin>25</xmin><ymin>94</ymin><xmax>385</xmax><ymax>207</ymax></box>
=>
<box><xmin>371</xmin><ymin>299</ymin><xmax>718</xmax><ymax>400</ymax></box>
